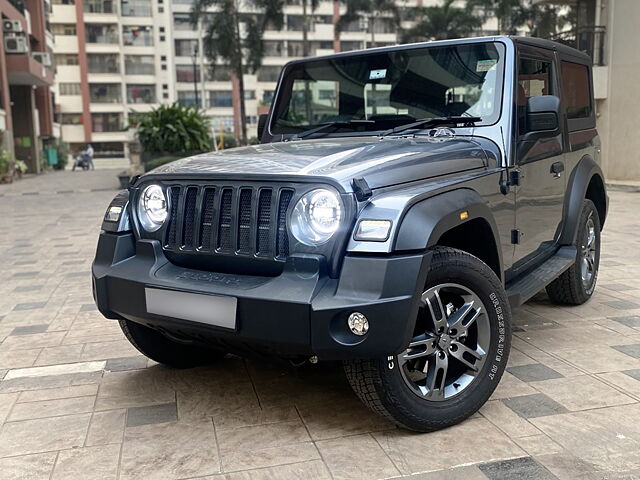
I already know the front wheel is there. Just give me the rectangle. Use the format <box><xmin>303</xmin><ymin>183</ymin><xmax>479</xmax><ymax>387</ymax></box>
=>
<box><xmin>344</xmin><ymin>247</ymin><xmax>512</xmax><ymax>432</ymax></box>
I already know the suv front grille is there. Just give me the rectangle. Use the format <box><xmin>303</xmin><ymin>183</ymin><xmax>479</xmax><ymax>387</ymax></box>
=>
<box><xmin>163</xmin><ymin>184</ymin><xmax>295</xmax><ymax>262</ymax></box>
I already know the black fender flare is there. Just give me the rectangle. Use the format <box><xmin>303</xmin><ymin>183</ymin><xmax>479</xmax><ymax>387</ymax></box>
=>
<box><xmin>559</xmin><ymin>155</ymin><xmax>607</xmax><ymax>245</ymax></box>
<box><xmin>393</xmin><ymin>188</ymin><xmax>504</xmax><ymax>276</ymax></box>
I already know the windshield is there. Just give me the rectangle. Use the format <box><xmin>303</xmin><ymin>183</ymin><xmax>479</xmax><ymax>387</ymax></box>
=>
<box><xmin>270</xmin><ymin>41</ymin><xmax>505</xmax><ymax>136</ymax></box>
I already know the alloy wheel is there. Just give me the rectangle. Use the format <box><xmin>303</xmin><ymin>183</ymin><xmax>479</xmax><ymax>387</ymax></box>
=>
<box><xmin>398</xmin><ymin>283</ymin><xmax>490</xmax><ymax>401</ymax></box>
<box><xmin>581</xmin><ymin>214</ymin><xmax>597</xmax><ymax>289</ymax></box>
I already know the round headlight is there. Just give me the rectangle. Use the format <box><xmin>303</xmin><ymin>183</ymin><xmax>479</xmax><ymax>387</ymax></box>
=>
<box><xmin>290</xmin><ymin>188</ymin><xmax>342</xmax><ymax>245</ymax></box>
<box><xmin>137</xmin><ymin>184</ymin><xmax>167</xmax><ymax>232</ymax></box>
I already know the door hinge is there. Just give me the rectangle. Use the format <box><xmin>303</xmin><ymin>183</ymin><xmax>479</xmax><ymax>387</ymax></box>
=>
<box><xmin>509</xmin><ymin>169</ymin><xmax>521</xmax><ymax>186</ymax></box>
<box><xmin>511</xmin><ymin>229</ymin><xmax>521</xmax><ymax>245</ymax></box>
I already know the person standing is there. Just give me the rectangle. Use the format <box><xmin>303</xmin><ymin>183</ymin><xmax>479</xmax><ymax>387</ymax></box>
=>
<box><xmin>85</xmin><ymin>144</ymin><xmax>95</xmax><ymax>170</ymax></box>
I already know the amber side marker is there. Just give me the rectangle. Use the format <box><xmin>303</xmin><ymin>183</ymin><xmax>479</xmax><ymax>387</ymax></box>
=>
<box><xmin>459</xmin><ymin>211</ymin><xmax>469</xmax><ymax>220</ymax></box>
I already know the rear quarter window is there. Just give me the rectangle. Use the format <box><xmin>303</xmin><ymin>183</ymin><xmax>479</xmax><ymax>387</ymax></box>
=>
<box><xmin>561</xmin><ymin>61</ymin><xmax>594</xmax><ymax>130</ymax></box>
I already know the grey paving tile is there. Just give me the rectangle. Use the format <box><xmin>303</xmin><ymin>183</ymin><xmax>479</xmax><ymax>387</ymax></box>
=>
<box><xmin>13</xmin><ymin>259</ymin><xmax>36</xmax><ymax>265</ymax></box>
<box><xmin>62</xmin><ymin>260</ymin><xmax>84</xmax><ymax>265</ymax></box>
<box><xmin>126</xmin><ymin>403</ymin><xmax>177</xmax><ymax>427</ymax></box>
<box><xmin>12</xmin><ymin>271</ymin><xmax>39</xmax><ymax>278</ymax></box>
<box><xmin>12</xmin><ymin>285</ymin><xmax>43</xmax><ymax>293</ymax></box>
<box><xmin>611</xmin><ymin>316</ymin><xmax>640</xmax><ymax>328</ymax></box>
<box><xmin>507</xmin><ymin>364</ymin><xmax>564</xmax><ymax>383</ymax></box>
<box><xmin>10</xmin><ymin>325</ymin><xmax>49</xmax><ymax>336</ymax></box>
<box><xmin>479</xmin><ymin>456</ymin><xmax>557</xmax><ymax>480</ymax></box>
<box><xmin>604</xmin><ymin>300</ymin><xmax>640</xmax><ymax>310</ymax></box>
<box><xmin>80</xmin><ymin>304</ymin><xmax>98</xmax><ymax>312</ymax></box>
<box><xmin>612</xmin><ymin>344</ymin><xmax>640</xmax><ymax>359</ymax></box>
<box><xmin>12</xmin><ymin>302</ymin><xmax>46</xmax><ymax>311</ymax></box>
<box><xmin>65</xmin><ymin>271</ymin><xmax>87</xmax><ymax>277</ymax></box>
<box><xmin>105</xmin><ymin>356</ymin><xmax>148</xmax><ymax>372</ymax></box>
<box><xmin>623</xmin><ymin>369</ymin><xmax>640</xmax><ymax>381</ymax></box>
<box><xmin>603</xmin><ymin>283</ymin><xmax>636</xmax><ymax>292</ymax></box>
<box><xmin>501</xmin><ymin>393</ymin><xmax>569</xmax><ymax>419</ymax></box>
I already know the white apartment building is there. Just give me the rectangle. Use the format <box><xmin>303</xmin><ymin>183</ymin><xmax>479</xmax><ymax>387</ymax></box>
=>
<box><xmin>51</xmin><ymin>0</ymin><xmax>499</xmax><ymax>168</ymax></box>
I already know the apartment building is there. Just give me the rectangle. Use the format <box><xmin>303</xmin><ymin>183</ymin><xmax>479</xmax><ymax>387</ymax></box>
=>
<box><xmin>51</xmin><ymin>0</ymin><xmax>499</xmax><ymax>168</ymax></box>
<box><xmin>0</xmin><ymin>0</ymin><xmax>57</xmax><ymax>173</ymax></box>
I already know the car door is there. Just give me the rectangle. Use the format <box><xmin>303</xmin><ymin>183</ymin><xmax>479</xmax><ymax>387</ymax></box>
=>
<box><xmin>513</xmin><ymin>46</ymin><xmax>566</xmax><ymax>270</ymax></box>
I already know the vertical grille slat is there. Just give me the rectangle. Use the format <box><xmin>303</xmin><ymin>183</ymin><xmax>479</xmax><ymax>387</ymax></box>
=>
<box><xmin>161</xmin><ymin>182</ymin><xmax>298</xmax><ymax>266</ymax></box>
<box><xmin>256</xmin><ymin>189</ymin><xmax>272</xmax><ymax>255</ymax></box>
<box><xmin>237</xmin><ymin>189</ymin><xmax>253</xmax><ymax>254</ymax></box>
<box><xmin>199</xmin><ymin>188</ymin><xmax>216</xmax><ymax>250</ymax></box>
<box><xmin>276</xmin><ymin>190</ymin><xmax>293</xmax><ymax>258</ymax></box>
<box><xmin>218</xmin><ymin>188</ymin><xmax>233</xmax><ymax>250</ymax></box>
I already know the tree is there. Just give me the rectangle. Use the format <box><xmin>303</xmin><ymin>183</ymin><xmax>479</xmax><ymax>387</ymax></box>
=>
<box><xmin>336</xmin><ymin>0</ymin><xmax>401</xmax><ymax>49</ymax></box>
<box><xmin>302</xmin><ymin>0</ymin><xmax>320</xmax><ymax>57</ymax></box>
<box><xmin>402</xmin><ymin>0</ymin><xmax>483</xmax><ymax>43</ymax></box>
<box><xmin>467</xmin><ymin>0</ymin><xmax>527</xmax><ymax>35</ymax></box>
<box><xmin>134</xmin><ymin>103</ymin><xmax>212</xmax><ymax>154</ymax></box>
<box><xmin>190</xmin><ymin>0</ymin><xmax>284</xmax><ymax>145</ymax></box>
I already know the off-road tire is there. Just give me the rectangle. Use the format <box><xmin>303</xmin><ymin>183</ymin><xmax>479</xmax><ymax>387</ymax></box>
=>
<box><xmin>343</xmin><ymin>247</ymin><xmax>511</xmax><ymax>432</ymax></box>
<box><xmin>119</xmin><ymin>319</ymin><xmax>224</xmax><ymax>368</ymax></box>
<box><xmin>546</xmin><ymin>199</ymin><xmax>601</xmax><ymax>305</ymax></box>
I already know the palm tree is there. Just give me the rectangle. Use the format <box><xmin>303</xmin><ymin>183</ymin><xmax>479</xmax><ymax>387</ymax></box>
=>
<box><xmin>335</xmin><ymin>0</ymin><xmax>401</xmax><ymax>49</ymax></box>
<box><xmin>402</xmin><ymin>0</ymin><xmax>483</xmax><ymax>43</ymax></box>
<box><xmin>302</xmin><ymin>0</ymin><xmax>320</xmax><ymax>57</ymax></box>
<box><xmin>190</xmin><ymin>0</ymin><xmax>284</xmax><ymax>145</ymax></box>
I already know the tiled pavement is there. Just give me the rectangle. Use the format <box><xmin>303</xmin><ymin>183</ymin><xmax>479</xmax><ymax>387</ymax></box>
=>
<box><xmin>2</xmin><ymin>169</ymin><xmax>640</xmax><ymax>480</ymax></box>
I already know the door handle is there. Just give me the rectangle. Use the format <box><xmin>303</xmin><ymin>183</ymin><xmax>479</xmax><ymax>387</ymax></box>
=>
<box><xmin>550</xmin><ymin>161</ymin><xmax>564</xmax><ymax>178</ymax></box>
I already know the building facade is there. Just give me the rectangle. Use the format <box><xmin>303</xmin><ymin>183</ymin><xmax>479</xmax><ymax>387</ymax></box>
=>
<box><xmin>0</xmin><ymin>0</ymin><xmax>57</xmax><ymax>174</ymax></box>
<box><xmin>50</xmin><ymin>0</ymin><xmax>502</xmax><ymax>168</ymax></box>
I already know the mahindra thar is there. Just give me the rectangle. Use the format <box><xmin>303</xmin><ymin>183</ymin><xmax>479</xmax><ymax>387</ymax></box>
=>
<box><xmin>93</xmin><ymin>36</ymin><xmax>607</xmax><ymax>432</ymax></box>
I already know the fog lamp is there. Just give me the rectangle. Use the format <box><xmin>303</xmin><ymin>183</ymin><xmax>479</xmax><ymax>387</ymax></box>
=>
<box><xmin>347</xmin><ymin>312</ymin><xmax>369</xmax><ymax>336</ymax></box>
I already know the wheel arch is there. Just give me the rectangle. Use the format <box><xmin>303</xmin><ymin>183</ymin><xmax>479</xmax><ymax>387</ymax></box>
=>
<box><xmin>394</xmin><ymin>188</ymin><xmax>504</xmax><ymax>282</ymax></box>
<box><xmin>560</xmin><ymin>155</ymin><xmax>608</xmax><ymax>245</ymax></box>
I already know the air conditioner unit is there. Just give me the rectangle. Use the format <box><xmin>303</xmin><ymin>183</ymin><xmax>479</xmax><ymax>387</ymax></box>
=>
<box><xmin>3</xmin><ymin>20</ymin><xmax>23</xmax><ymax>33</ymax></box>
<box><xmin>32</xmin><ymin>51</ymin><xmax>52</xmax><ymax>67</ymax></box>
<box><xmin>4</xmin><ymin>35</ymin><xmax>28</xmax><ymax>54</ymax></box>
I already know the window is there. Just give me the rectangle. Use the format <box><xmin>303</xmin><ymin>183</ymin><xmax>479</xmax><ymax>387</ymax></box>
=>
<box><xmin>52</xmin><ymin>0</ymin><xmax>74</xmax><ymax>4</ymax></box>
<box><xmin>51</xmin><ymin>24</ymin><xmax>76</xmax><ymax>35</ymax></box>
<box><xmin>244</xmin><ymin>90</ymin><xmax>255</xmax><ymax>100</ymax></box>
<box><xmin>257</xmin><ymin>66</ymin><xmax>280</xmax><ymax>82</ymax></box>
<box><xmin>92</xmin><ymin>142</ymin><xmax>125</xmax><ymax>158</ymax></box>
<box><xmin>59</xmin><ymin>83</ymin><xmax>82</xmax><ymax>95</ymax></box>
<box><xmin>175</xmin><ymin>39</ymin><xmax>198</xmax><ymax>57</ymax></box>
<box><xmin>90</xmin><ymin>83</ymin><xmax>122</xmax><ymax>103</ymax></box>
<box><xmin>178</xmin><ymin>91</ymin><xmax>200</xmax><ymax>107</ymax></box>
<box><xmin>562</xmin><ymin>61</ymin><xmax>592</xmax><ymax>120</ymax></box>
<box><xmin>55</xmin><ymin>54</ymin><xmax>79</xmax><ymax>65</ymax></box>
<box><xmin>126</xmin><ymin>84</ymin><xmax>156</xmax><ymax>103</ymax></box>
<box><xmin>262</xmin><ymin>90</ymin><xmax>274</xmax><ymax>104</ymax></box>
<box><xmin>84</xmin><ymin>0</ymin><xmax>116</xmax><ymax>13</ymax></box>
<box><xmin>340</xmin><ymin>41</ymin><xmax>362</xmax><ymax>52</ymax></box>
<box><xmin>207</xmin><ymin>65</ymin><xmax>231</xmax><ymax>82</ymax></box>
<box><xmin>287</xmin><ymin>41</ymin><xmax>304</xmax><ymax>57</ymax></box>
<box><xmin>173</xmin><ymin>13</ymin><xmax>191</xmax><ymax>30</ymax></box>
<box><xmin>264</xmin><ymin>41</ymin><xmax>283</xmax><ymax>57</ymax></box>
<box><xmin>124</xmin><ymin>55</ymin><xmax>155</xmax><ymax>75</ymax></box>
<box><xmin>92</xmin><ymin>113</ymin><xmax>123</xmax><ymax>132</ymax></box>
<box><xmin>123</xmin><ymin>26</ymin><xmax>153</xmax><ymax>46</ymax></box>
<box><xmin>121</xmin><ymin>0</ymin><xmax>151</xmax><ymax>16</ymax></box>
<box><xmin>61</xmin><ymin>113</ymin><xmax>82</xmax><ymax>124</ymax></box>
<box><xmin>209</xmin><ymin>90</ymin><xmax>232</xmax><ymax>107</ymax></box>
<box><xmin>86</xmin><ymin>24</ymin><xmax>118</xmax><ymax>44</ymax></box>
<box><xmin>176</xmin><ymin>64</ymin><xmax>199</xmax><ymax>83</ymax></box>
<box><xmin>211</xmin><ymin>116</ymin><xmax>235</xmax><ymax>133</ymax></box>
<box><xmin>88</xmin><ymin>54</ymin><xmax>120</xmax><ymax>74</ymax></box>
<box><xmin>517</xmin><ymin>57</ymin><xmax>553</xmax><ymax>135</ymax></box>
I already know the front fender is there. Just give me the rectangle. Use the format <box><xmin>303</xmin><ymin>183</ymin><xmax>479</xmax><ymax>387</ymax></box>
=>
<box><xmin>559</xmin><ymin>155</ymin><xmax>607</xmax><ymax>245</ymax></box>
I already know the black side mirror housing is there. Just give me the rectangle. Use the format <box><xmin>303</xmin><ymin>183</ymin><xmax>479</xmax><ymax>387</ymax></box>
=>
<box><xmin>257</xmin><ymin>114</ymin><xmax>268</xmax><ymax>142</ymax></box>
<box><xmin>525</xmin><ymin>95</ymin><xmax>561</xmax><ymax>138</ymax></box>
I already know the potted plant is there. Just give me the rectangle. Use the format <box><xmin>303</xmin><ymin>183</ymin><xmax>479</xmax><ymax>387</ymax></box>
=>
<box><xmin>0</xmin><ymin>149</ymin><xmax>13</xmax><ymax>183</ymax></box>
<box><xmin>15</xmin><ymin>160</ymin><xmax>28</xmax><ymax>178</ymax></box>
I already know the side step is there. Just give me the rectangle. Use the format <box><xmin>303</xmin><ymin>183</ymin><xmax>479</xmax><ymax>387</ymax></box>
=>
<box><xmin>506</xmin><ymin>246</ymin><xmax>576</xmax><ymax>308</ymax></box>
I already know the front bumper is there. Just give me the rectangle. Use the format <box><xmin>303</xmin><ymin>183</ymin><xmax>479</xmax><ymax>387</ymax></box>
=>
<box><xmin>92</xmin><ymin>232</ymin><xmax>430</xmax><ymax>360</ymax></box>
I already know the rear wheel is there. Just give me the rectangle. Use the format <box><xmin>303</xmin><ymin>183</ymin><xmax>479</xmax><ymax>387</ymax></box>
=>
<box><xmin>546</xmin><ymin>199</ymin><xmax>601</xmax><ymax>305</ymax></box>
<box><xmin>344</xmin><ymin>247</ymin><xmax>511</xmax><ymax>432</ymax></box>
<box><xmin>119</xmin><ymin>319</ymin><xmax>224</xmax><ymax>368</ymax></box>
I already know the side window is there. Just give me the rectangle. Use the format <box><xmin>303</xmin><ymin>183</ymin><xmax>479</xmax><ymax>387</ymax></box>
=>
<box><xmin>561</xmin><ymin>61</ymin><xmax>592</xmax><ymax>123</ymax></box>
<box><xmin>517</xmin><ymin>57</ymin><xmax>553</xmax><ymax>136</ymax></box>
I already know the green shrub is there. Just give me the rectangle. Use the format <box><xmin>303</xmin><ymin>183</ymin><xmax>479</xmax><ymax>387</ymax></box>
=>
<box><xmin>134</xmin><ymin>103</ymin><xmax>213</xmax><ymax>154</ymax></box>
<box><xmin>15</xmin><ymin>160</ymin><xmax>28</xmax><ymax>176</ymax></box>
<box><xmin>0</xmin><ymin>149</ymin><xmax>10</xmax><ymax>175</ymax></box>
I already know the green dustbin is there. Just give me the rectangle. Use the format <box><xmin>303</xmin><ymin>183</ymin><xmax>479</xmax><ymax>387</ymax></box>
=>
<box><xmin>46</xmin><ymin>148</ymin><xmax>58</xmax><ymax>166</ymax></box>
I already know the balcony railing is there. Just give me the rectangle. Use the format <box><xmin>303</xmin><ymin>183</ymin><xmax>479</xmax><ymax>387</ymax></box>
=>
<box><xmin>85</xmin><ymin>0</ymin><xmax>117</xmax><ymax>13</ymax></box>
<box><xmin>551</xmin><ymin>26</ymin><xmax>607</xmax><ymax>66</ymax></box>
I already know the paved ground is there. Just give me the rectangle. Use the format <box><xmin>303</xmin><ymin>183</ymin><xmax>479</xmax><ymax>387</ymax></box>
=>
<box><xmin>1</xmin><ymin>169</ymin><xmax>640</xmax><ymax>480</ymax></box>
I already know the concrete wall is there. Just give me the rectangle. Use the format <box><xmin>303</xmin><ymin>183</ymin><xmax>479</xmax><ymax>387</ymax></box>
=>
<box><xmin>598</xmin><ymin>0</ymin><xmax>640</xmax><ymax>181</ymax></box>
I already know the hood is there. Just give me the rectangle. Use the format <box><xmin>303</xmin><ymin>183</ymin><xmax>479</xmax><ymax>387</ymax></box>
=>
<box><xmin>146</xmin><ymin>136</ymin><xmax>496</xmax><ymax>191</ymax></box>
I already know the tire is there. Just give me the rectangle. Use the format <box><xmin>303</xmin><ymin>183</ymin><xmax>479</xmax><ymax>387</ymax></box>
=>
<box><xmin>343</xmin><ymin>247</ymin><xmax>511</xmax><ymax>432</ymax></box>
<box><xmin>546</xmin><ymin>199</ymin><xmax>601</xmax><ymax>305</ymax></box>
<box><xmin>118</xmin><ymin>319</ymin><xmax>224</xmax><ymax>368</ymax></box>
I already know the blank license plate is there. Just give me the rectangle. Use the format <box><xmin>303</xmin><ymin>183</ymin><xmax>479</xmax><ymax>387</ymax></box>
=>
<box><xmin>145</xmin><ymin>288</ymin><xmax>237</xmax><ymax>330</ymax></box>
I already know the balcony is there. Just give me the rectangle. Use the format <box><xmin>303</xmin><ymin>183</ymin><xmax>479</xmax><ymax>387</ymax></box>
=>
<box><xmin>84</xmin><ymin>0</ymin><xmax>117</xmax><ymax>14</ymax></box>
<box><xmin>6</xmin><ymin>53</ymin><xmax>54</xmax><ymax>86</ymax></box>
<box><xmin>551</xmin><ymin>26</ymin><xmax>607</xmax><ymax>66</ymax></box>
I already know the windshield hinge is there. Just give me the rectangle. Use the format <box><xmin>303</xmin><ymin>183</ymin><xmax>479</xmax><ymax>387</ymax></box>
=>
<box><xmin>352</xmin><ymin>177</ymin><xmax>372</xmax><ymax>202</ymax></box>
<box><xmin>509</xmin><ymin>169</ymin><xmax>521</xmax><ymax>187</ymax></box>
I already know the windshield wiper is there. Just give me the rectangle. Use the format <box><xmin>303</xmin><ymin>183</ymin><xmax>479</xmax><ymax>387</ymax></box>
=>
<box><xmin>289</xmin><ymin>119</ymin><xmax>375</xmax><ymax>141</ymax></box>
<box><xmin>379</xmin><ymin>116</ymin><xmax>482</xmax><ymax>137</ymax></box>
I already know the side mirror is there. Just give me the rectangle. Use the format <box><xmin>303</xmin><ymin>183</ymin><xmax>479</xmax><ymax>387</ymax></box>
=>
<box><xmin>525</xmin><ymin>95</ymin><xmax>560</xmax><ymax>137</ymax></box>
<box><xmin>257</xmin><ymin>114</ymin><xmax>268</xmax><ymax>141</ymax></box>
